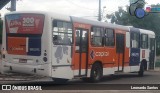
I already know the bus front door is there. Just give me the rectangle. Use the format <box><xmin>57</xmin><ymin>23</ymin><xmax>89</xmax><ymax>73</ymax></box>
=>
<box><xmin>73</xmin><ymin>28</ymin><xmax>89</xmax><ymax>76</ymax></box>
<box><xmin>116</xmin><ymin>33</ymin><xmax>125</xmax><ymax>71</ymax></box>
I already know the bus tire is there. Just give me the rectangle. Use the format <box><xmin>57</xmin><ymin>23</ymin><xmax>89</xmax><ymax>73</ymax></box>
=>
<box><xmin>52</xmin><ymin>78</ymin><xmax>69</xmax><ymax>84</ymax></box>
<box><xmin>90</xmin><ymin>63</ymin><xmax>102</xmax><ymax>82</ymax></box>
<box><xmin>81</xmin><ymin>78</ymin><xmax>90</xmax><ymax>82</ymax></box>
<box><xmin>138</xmin><ymin>63</ymin><xmax>144</xmax><ymax>77</ymax></box>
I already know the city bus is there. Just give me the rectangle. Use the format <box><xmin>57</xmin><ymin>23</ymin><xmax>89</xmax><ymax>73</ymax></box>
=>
<box><xmin>1</xmin><ymin>11</ymin><xmax>156</xmax><ymax>83</ymax></box>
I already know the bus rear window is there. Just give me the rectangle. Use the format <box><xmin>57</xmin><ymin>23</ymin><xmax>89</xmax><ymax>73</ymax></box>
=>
<box><xmin>5</xmin><ymin>14</ymin><xmax>44</xmax><ymax>34</ymax></box>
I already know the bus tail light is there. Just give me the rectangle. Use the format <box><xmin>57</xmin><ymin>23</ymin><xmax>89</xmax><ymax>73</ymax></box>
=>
<box><xmin>2</xmin><ymin>48</ymin><xmax>6</xmax><ymax>59</ymax></box>
<box><xmin>43</xmin><ymin>50</ymin><xmax>47</xmax><ymax>62</ymax></box>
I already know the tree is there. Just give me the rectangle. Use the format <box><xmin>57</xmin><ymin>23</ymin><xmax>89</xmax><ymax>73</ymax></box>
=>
<box><xmin>106</xmin><ymin>4</ymin><xmax>160</xmax><ymax>55</ymax></box>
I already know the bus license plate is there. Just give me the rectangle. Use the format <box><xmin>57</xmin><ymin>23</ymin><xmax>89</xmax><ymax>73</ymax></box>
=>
<box><xmin>19</xmin><ymin>59</ymin><xmax>27</xmax><ymax>63</ymax></box>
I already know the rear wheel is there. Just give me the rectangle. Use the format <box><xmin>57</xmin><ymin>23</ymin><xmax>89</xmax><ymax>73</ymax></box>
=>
<box><xmin>90</xmin><ymin>63</ymin><xmax>102</xmax><ymax>82</ymax></box>
<box><xmin>52</xmin><ymin>78</ymin><xmax>69</xmax><ymax>84</ymax></box>
<box><xmin>138</xmin><ymin>63</ymin><xmax>144</xmax><ymax>77</ymax></box>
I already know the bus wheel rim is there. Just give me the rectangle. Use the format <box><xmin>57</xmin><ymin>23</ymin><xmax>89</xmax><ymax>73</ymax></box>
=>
<box><xmin>94</xmin><ymin>67</ymin><xmax>99</xmax><ymax>79</ymax></box>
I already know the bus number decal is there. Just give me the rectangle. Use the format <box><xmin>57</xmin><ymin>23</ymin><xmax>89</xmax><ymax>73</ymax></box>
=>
<box><xmin>90</xmin><ymin>50</ymin><xmax>109</xmax><ymax>59</ymax></box>
<box><xmin>23</xmin><ymin>17</ymin><xmax>35</xmax><ymax>27</ymax></box>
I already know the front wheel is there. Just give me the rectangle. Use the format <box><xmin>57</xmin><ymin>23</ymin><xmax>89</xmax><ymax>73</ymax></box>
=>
<box><xmin>90</xmin><ymin>63</ymin><xmax>102</xmax><ymax>82</ymax></box>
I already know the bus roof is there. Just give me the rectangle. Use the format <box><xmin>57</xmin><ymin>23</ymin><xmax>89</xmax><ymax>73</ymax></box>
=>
<box><xmin>139</xmin><ymin>29</ymin><xmax>155</xmax><ymax>36</ymax></box>
<box><xmin>71</xmin><ymin>16</ymin><xmax>129</xmax><ymax>31</ymax></box>
<box><xmin>5</xmin><ymin>11</ymin><xmax>71</xmax><ymax>22</ymax></box>
<box><xmin>4</xmin><ymin>11</ymin><xmax>155</xmax><ymax>35</ymax></box>
<box><xmin>6</xmin><ymin>11</ymin><xmax>128</xmax><ymax>31</ymax></box>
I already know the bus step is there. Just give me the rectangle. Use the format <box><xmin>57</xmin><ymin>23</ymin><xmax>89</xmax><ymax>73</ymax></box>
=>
<box><xmin>74</xmin><ymin>75</ymin><xmax>87</xmax><ymax>79</ymax></box>
<box><xmin>114</xmin><ymin>71</ymin><xmax>124</xmax><ymax>74</ymax></box>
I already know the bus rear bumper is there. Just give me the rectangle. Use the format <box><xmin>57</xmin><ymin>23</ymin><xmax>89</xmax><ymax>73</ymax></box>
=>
<box><xmin>1</xmin><ymin>61</ymin><xmax>51</xmax><ymax>77</ymax></box>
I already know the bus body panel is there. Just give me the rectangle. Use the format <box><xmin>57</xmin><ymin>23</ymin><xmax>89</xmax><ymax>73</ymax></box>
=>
<box><xmin>129</xmin><ymin>28</ymin><xmax>140</xmax><ymax>62</ymax></box>
<box><xmin>129</xmin><ymin>28</ymin><xmax>141</xmax><ymax>72</ymax></box>
<box><xmin>51</xmin><ymin>45</ymin><xmax>73</xmax><ymax>79</ymax></box>
<box><xmin>139</xmin><ymin>29</ymin><xmax>156</xmax><ymax>70</ymax></box>
<box><xmin>123</xmin><ymin>31</ymin><xmax>131</xmax><ymax>72</ymax></box>
<box><xmin>51</xmin><ymin>17</ymin><xmax>74</xmax><ymax>79</ymax></box>
<box><xmin>1</xmin><ymin>12</ymin><xmax>52</xmax><ymax>77</ymax></box>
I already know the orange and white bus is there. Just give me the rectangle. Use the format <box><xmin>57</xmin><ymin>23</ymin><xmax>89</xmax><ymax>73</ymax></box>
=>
<box><xmin>1</xmin><ymin>11</ymin><xmax>156</xmax><ymax>83</ymax></box>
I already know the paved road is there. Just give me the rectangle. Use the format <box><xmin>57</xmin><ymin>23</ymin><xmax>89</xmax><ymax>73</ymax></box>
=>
<box><xmin>0</xmin><ymin>90</ymin><xmax>160</xmax><ymax>93</ymax></box>
<box><xmin>0</xmin><ymin>70</ymin><xmax>159</xmax><ymax>84</ymax></box>
<box><xmin>0</xmin><ymin>70</ymin><xmax>160</xmax><ymax>93</ymax></box>
<box><xmin>99</xmin><ymin>70</ymin><xmax>160</xmax><ymax>84</ymax></box>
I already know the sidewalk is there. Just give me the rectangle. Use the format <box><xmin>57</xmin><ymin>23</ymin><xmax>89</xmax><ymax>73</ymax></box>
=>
<box><xmin>154</xmin><ymin>67</ymin><xmax>160</xmax><ymax>71</ymax></box>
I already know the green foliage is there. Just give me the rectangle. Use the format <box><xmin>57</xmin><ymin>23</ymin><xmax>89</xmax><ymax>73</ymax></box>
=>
<box><xmin>0</xmin><ymin>19</ymin><xmax>2</xmax><ymax>44</ymax></box>
<box><xmin>106</xmin><ymin>4</ymin><xmax>160</xmax><ymax>55</ymax></box>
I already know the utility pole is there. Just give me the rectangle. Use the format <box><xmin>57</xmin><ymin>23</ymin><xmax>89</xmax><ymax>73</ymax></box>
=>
<box><xmin>11</xmin><ymin>0</ymin><xmax>16</xmax><ymax>11</ymax></box>
<box><xmin>98</xmin><ymin>0</ymin><xmax>101</xmax><ymax>21</ymax></box>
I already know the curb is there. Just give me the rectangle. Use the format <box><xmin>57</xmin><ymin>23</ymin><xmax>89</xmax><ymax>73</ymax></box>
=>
<box><xmin>149</xmin><ymin>67</ymin><xmax>160</xmax><ymax>72</ymax></box>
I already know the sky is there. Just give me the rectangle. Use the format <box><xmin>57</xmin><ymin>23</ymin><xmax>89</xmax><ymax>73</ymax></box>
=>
<box><xmin>0</xmin><ymin>0</ymin><xmax>160</xmax><ymax>21</ymax></box>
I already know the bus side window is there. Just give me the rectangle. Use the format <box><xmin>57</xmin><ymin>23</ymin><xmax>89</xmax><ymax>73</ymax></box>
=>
<box><xmin>141</xmin><ymin>34</ymin><xmax>148</xmax><ymax>49</ymax></box>
<box><xmin>91</xmin><ymin>27</ymin><xmax>103</xmax><ymax>46</ymax></box>
<box><xmin>83</xmin><ymin>32</ymin><xmax>87</xmax><ymax>45</ymax></box>
<box><xmin>75</xmin><ymin>30</ymin><xmax>80</xmax><ymax>52</ymax></box>
<box><xmin>63</xmin><ymin>33</ymin><xmax>71</xmax><ymax>45</ymax></box>
<box><xmin>52</xmin><ymin>20</ymin><xmax>72</xmax><ymax>45</ymax></box>
<box><xmin>76</xmin><ymin>30</ymin><xmax>80</xmax><ymax>46</ymax></box>
<box><xmin>91</xmin><ymin>32</ymin><xmax>94</xmax><ymax>45</ymax></box>
<box><xmin>105</xmin><ymin>28</ymin><xmax>115</xmax><ymax>46</ymax></box>
<box><xmin>53</xmin><ymin>35</ymin><xmax>62</xmax><ymax>45</ymax></box>
<box><xmin>131</xmin><ymin>33</ymin><xmax>139</xmax><ymax>48</ymax></box>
